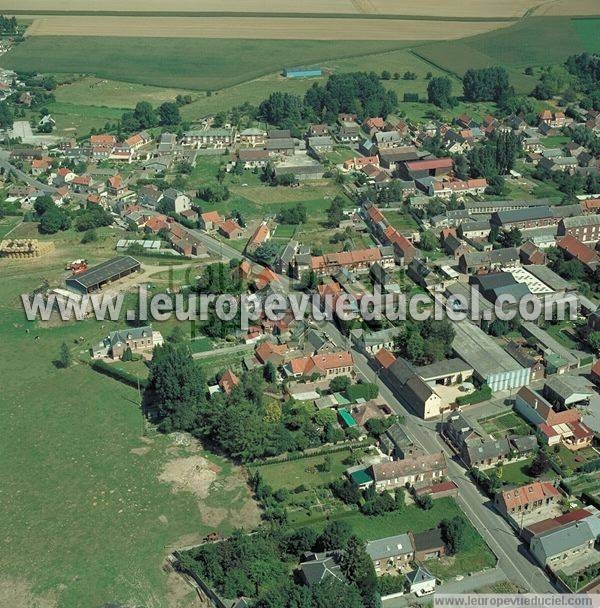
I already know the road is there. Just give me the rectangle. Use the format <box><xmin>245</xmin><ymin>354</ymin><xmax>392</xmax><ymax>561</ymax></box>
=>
<box><xmin>319</xmin><ymin>321</ymin><xmax>556</xmax><ymax>594</ymax></box>
<box><xmin>183</xmin><ymin>226</ymin><xmax>556</xmax><ymax>593</ymax></box>
<box><xmin>0</xmin><ymin>149</ymin><xmax>57</xmax><ymax>194</ymax></box>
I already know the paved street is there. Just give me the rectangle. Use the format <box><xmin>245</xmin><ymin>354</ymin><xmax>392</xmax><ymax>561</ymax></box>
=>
<box><xmin>180</xmin><ymin>229</ymin><xmax>557</xmax><ymax>594</ymax></box>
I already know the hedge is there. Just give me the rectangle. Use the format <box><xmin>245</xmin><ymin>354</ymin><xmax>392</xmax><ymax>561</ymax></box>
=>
<box><xmin>91</xmin><ymin>359</ymin><xmax>148</xmax><ymax>389</ymax></box>
<box><xmin>249</xmin><ymin>440</ymin><xmax>372</xmax><ymax>466</ymax></box>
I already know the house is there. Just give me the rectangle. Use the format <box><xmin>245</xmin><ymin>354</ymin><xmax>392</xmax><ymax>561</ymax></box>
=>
<box><xmin>182</xmin><ymin>128</ymin><xmax>234</xmax><ymax>147</ymax></box>
<box><xmin>91</xmin><ymin>325</ymin><xmax>163</xmax><ymax>359</ymax></box>
<box><xmin>218</xmin><ymin>219</ymin><xmax>243</xmax><ymax>239</ymax></box>
<box><xmin>247</xmin><ymin>222</ymin><xmax>270</xmax><ymax>251</ymax></box>
<box><xmin>343</xmin><ymin>155</ymin><xmax>380</xmax><ymax>171</ymax></box>
<box><xmin>369</xmin><ymin>451</ymin><xmax>447</xmax><ymax>491</ymax></box>
<box><xmin>592</xmin><ymin>360</ymin><xmax>600</xmax><ymax>387</ymax></box>
<box><xmin>458</xmin><ymin>247</ymin><xmax>520</xmax><ymax>274</ymax></box>
<box><xmin>380</xmin><ymin>357</ymin><xmax>444</xmax><ymax>420</ymax></box>
<box><xmin>557</xmin><ymin>215</ymin><xmax>600</xmax><ymax>243</ymax></box>
<box><xmin>200</xmin><ymin>211</ymin><xmax>224</xmax><ymax>231</ymax></box>
<box><xmin>284</xmin><ymin>351</ymin><xmax>353</xmax><ymax>379</ymax></box>
<box><xmin>580</xmin><ymin>199</ymin><xmax>600</xmax><ymax>215</ymax></box>
<box><xmin>495</xmin><ymin>481</ymin><xmax>561</xmax><ymax>523</ymax></box>
<box><xmin>411</xmin><ymin>527</ymin><xmax>447</xmax><ymax>563</ymax></box>
<box><xmin>543</xmin><ymin>375</ymin><xmax>594</xmax><ymax>409</ymax></box>
<box><xmin>238</xmin><ymin>148</ymin><xmax>269</xmax><ymax>169</ymax></box>
<box><xmin>530</xmin><ymin>518</ymin><xmax>599</xmax><ymax>569</ymax></box>
<box><xmin>431</xmin><ymin>178</ymin><xmax>488</xmax><ymax>199</ymax></box>
<box><xmin>308</xmin><ymin>246</ymin><xmax>393</xmax><ymax>277</ymax></box>
<box><xmin>515</xmin><ymin>386</ymin><xmax>593</xmax><ymax>450</ymax></box>
<box><xmin>162</xmin><ymin>188</ymin><xmax>191</xmax><ymax>215</ymax></box>
<box><xmin>363</xmin><ymin>117</ymin><xmax>385</xmax><ymax>132</ymax></box>
<box><xmin>30</xmin><ymin>159</ymin><xmax>51</xmax><ymax>176</ymax></box>
<box><xmin>266</xmin><ymin>137</ymin><xmax>295</xmax><ymax>156</ymax></box>
<box><xmin>557</xmin><ymin>235</ymin><xmax>599</xmax><ymax>269</ymax></box>
<box><xmin>107</xmin><ymin>174</ymin><xmax>126</xmax><ymax>196</ymax></box>
<box><xmin>375</xmin><ymin>130</ymin><xmax>402</xmax><ymax>150</ymax></box>
<box><xmin>366</xmin><ymin>533</ymin><xmax>414</xmax><ymax>575</ymax></box>
<box><xmin>239</xmin><ymin>128</ymin><xmax>266</xmax><ymax>147</ymax></box>
<box><xmin>520</xmin><ymin>240</ymin><xmax>547</xmax><ymax>265</ymax></box>
<box><xmin>458</xmin><ymin>220</ymin><xmax>491</xmax><ymax>240</ymax></box>
<box><xmin>400</xmin><ymin>158</ymin><xmax>453</xmax><ymax>180</ymax></box>
<box><xmin>406</xmin><ymin>565</ymin><xmax>436</xmax><ymax>596</ymax></box>
<box><xmin>298</xmin><ymin>552</ymin><xmax>343</xmax><ymax>587</ymax></box>
<box><xmin>138</xmin><ymin>184</ymin><xmax>163</xmax><ymax>209</ymax></box>
<box><xmin>336</xmin><ymin>120</ymin><xmax>360</xmax><ymax>143</ymax></box>
<box><xmin>255</xmin><ymin>341</ymin><xmax>287</xmax><ymax>366</ymax></box>
<box><xmin>538</xmin><ymin>110</ymin><xmax>568</xmax><ymax>128</ymax></box>
<box><xmin>308</xmin><ymin>136</ymin><xmax>333</xmax><ymax>156</ymax></box>
<box><xmin>168</xmin><ymin>223</ymin><xmax>206</xmax><ymax>257</ymax></box>
<box><xmin>490</xmin><ymin>206</ymin><xmax>557</xmax><ymax>231</ymax></box>
<box><xmin>219</xmin><ymin>369</ymin><xmax>240</xmax><ymax>394</ymax></box>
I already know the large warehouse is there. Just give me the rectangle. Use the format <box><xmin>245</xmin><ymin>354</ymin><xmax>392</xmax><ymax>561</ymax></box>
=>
<box><xmin>452</xmin><ymin>320</ymin><xmax>531</xmax><ymax>392</ymax></box>
<box><xmin>66</xmin><ymin>256</ymin><xmax>141</xmax><ymax>294</ymax></box>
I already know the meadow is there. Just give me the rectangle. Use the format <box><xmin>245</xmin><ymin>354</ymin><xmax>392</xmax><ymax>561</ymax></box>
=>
<box><xmin>0</xmin><ymin>226</ymin><xmax>259</xmax><ymax>608</ymax></box>
<box><xmin>572</xmin><ymin>17</ymin><xmax>600</xmax><ymax>52</ymax></box>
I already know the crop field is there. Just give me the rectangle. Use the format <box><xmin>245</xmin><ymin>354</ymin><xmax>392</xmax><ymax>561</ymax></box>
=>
<box><xmin>0</xmin><ymin>232</ymin><xmax>260</xmax><ymax>608</ymax></box>
<box><xmin>1</xmin><ymin>0</ymin><xmax>560</xmax><ymax>18</ymax></box>
<box><xmin>573</xmin><ymin>18</ymin><xmax>600</xmax><ymax>52</ymax></box>
<box><xmin>1</xmin><ymin>37</ymin><xmax>425</xmax><ymax>90</ymax></box>
<box><xmin>24</xmin><ymin>15</ymin><xmax>511</xmax><ymax>41</ymax></box>
<box><xmin>415</xmin><ymin>17</ymin><xmax>586</xmax><ymax>91</ymax></box>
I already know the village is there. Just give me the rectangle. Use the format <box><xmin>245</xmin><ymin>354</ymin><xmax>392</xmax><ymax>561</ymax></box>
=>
<box><xmin>1</xmin><ymin>51</ymin><xmax>600</xmax><ymax>608</ymax></box>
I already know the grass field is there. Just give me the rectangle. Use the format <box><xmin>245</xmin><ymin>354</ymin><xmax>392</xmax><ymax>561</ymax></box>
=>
<box><xmin>0</xmin><ymin>216</ymin><xmax>21</xmax><ymax>238</ymax></box>
<box><xmin>573</xmin><ymin>18</ymin><xmax>600</xmax><ymax>52</ymax></box>
<box><xmin>0</xmin><ymin>228</ymin><xmax>260</xmax><ymax>608</ymax></box>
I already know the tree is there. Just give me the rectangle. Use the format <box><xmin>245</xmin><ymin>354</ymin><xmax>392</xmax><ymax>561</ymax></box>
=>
<box><xmin>316</xmin><ymin>520</ymin><xmax>352</xmax><ymax>551</ymax></box>
<box><xmin>463</xmin><ymin>67</ymin><xmax>510</xmax><ymax>102</ymax></box>
<box><xmin>158</xmin><ymin>101</ymin><xmax>181</xmax><ymax>126</ymax></box>
<box><xmin>121</xmin><ymin>346</ymin><xmax>133</xmax><ymax>361</ymax></box>
<box><xmin>39</xmin><ymin>206</ymin><xmax>70</xmax><ymax>234</ymax></box>
<box><xmin>499</xmin><ymin>227</ymin><xmax>523</xmax><ymax>248</ymax></box>
<box><xmin>254</xmin><ymin>241</ymin><xmax>279</xmax><ymax>265</ymax></box>
<box><xmin>330</xmin><ymin>479</ymin><xmax>361</xmax><ymax>505</ymax></box>
<box><xmin>427</xmin><ymin>77</ymin><xmax>455</xmax><ymax>109</ymax></box>
<box><xmin>263</xmin><ymin>361</ymin><xmax>277</xmax><ymax>383</ymax></box>
<box><xmin>329</xmin><ymin>375</ymin><xmax>351</xmax><ymax>393</ymax></box>
<box><xmin>415</xmin><ymin>493</ymin><xmax>433</xmax><ymax>510</ymax></box>
<box><xmin>81</xmin><ymin>228</ymin><xmax>97</xmax><ymax>244</ymax></box>
<box><xmin>0</xmin><ymin>100</ymin><xmax>13</xmax><ymax>129</ymax></box>
<box><xmin>197</xmin><ymin>183</ymin><xmax>229</xmax><ymax>202</ymax></box>
<box><xmin>325</xmin><ymin>195</ymin><xmax>346</xmax><ymax>228</ymax></box>
<box><xmin>420</xmin><ymin>230</ymin><xmax>438</xmax><ymax>251</ymax></box>
<box><xmin>440</xmin><ymin>515</ymin><xmax>469</xmax><ymax>554</ymax></box>
<box><xmin>394</xmin><ymin>487</ymin><xmax>405</xmax><ymax>511</ymax></box>
<box><xmin>258</xmin><ymin>91</ymin><xmax>304</xmax><ymax>126</ymax></box>
<box><xmin>588</xmin><ymin>332</ymin><xmax>600</xmax><ymax>354</ymax></box>
<box><xmin>529</xmin><ymin>448</ymin><xmax>551</xmax><ymax>477</ymax></box>
<box><xmin>311</xmin><ymin>577</ymin><xmax>363</xmax><ymax>608</ymax></box>
<box><xmin>59</xmin><ymin>342</ymin><xmax>72</xmax><ymax>368</ymax></box>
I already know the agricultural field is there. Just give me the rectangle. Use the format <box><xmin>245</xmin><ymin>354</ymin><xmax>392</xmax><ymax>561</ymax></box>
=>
<box><xmin>415</xmin><ymin>17</ymin><xmax>587</xmax><ymax>92</ymax></box>
<box><xmin>0</xmin><ymin>0</ymin><xmax>559</xmax><ymax>18</ymax></box>
<box><xmin>572</xmin><ymin>18</ymin><xmax>600</xmax><ymax>53</ymax></box>
<box><xmin>0</xmin><ymin>233</ymin><xmax>259</xmax><ymax>608</ymax></box>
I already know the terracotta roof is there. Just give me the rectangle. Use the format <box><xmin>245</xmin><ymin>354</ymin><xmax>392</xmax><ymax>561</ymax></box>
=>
<box><xmin>219</xmin><ymin>219</ymin><xmax>242</xmax><ymax>237</ymax></box>
<box><xmin>375</xmin><ymin>347</ymin><xmax>396</xmax><ymax>369</ymax></box>
<box><xmin>581</xmin><ymin>199</ymin><xmax>600</xmax><ymax>213</ymax></box>
<box><xmin>499</xmin><ymin>481</ymin><xmax>560</xmax><ymax>511</ymax></box>
<box><xmin>201</xmin><ymin>210</ymin><xmax>224</xmax><ymax>224</ymax></box>
<box><xmin>219</xmin><ymin>369</ymin><xmax>240</xmax><ymax>394</ymax></box>
<box><xmin>405</xmin><ymin>158</ymin><xmax>453</xmax><ymax>171</ymax></box>
<box><xmin>108</xmin><ymin>174</ymin><xmax>123</xmax><ymax>189</ymax></box>
<box><xmin>250</xmin><ymin>223</ymin><xmax>270</xmax><ymax>246</ymax></box>
<box><xmin>592</xmin><ymin>360</ymin><xmax>600</xmax><ymax>378</ymax></box>
<box><xmin>90</xmin><ymin>134</ymin><xmax>116</xmax><ymax>145</ymax></box>
<box><xmin>367</xmin><ymin>204</ymin><xmax>385</xmax><ymax>224</ymax></box>
<box><xmin>557</xmin><ymin>235</ymin><xmax>600</xmax><ymax>265</ymax></box>
<box><xmin>310</xmin><ymin>247</ymin><xmax>382</xmax><ymax>271</ymax></box>
<box><xmin>372</xmin><ymin>452</ymin><xmax>447</xmax><ymax>482</ymax></box>
<box><xmin>255</xmin><ymin>341</ymin><xmax>288</xmax><ymax>364</ymax></box>
<box><xmin>288</xmin><ymin>351</ymin><xmax>353</xmax><ymax>376</ymax></box>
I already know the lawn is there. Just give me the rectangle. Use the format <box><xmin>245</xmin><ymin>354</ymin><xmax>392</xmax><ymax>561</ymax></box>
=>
<box><xmin>572</xmin><ymin>17</ymin><xmax>600</xmax><ymax>53</ymax></box>
<box><xmin>554</xmin><ymin>445</ymin><xmax>599</xmax><ymax>472</ymax></box>
<box><xmin>545</xmin><ymin>322</ymin><xmax>579</xmax><ymax>349</ymax></box>
<box><xmin>188</xmin><ymin>336</ymin><xmax>213</xmax><ymax>353</ymax></box>
<box><xmin>540</xmin><ymin>135</ymin><xmax>571</xmax><ymax>148</ymax></box>
<box><xmin>194</xmin><ymin>348</ymin><xmax>252</xmax><ymax>378</ymax></box>
<box><xmin>0</xmin><ymin>252</ymin><xmax>259</xmax><ymax>608</ymax></box>
<box><xmin>1</xmin><ymin>37</ymin><xmax>416</xmax><ymax>91</ymax></box>
<box><xmin>384</xmin><ymin>209</ymin><xmax>419</xmax><ymax>232</ymax></box>
<box><xmin>249</xmin><ymin>450</ymin><xmax>356</xmax><ymax>492</ymax></box>
<box><xmin>479</xmin><ymin>410</ymin><xmax>532</xmax><ymax>438</ymax></box>
<box><xmin>496</xmin><ymin>458</ymin><xmax>538</xmax><ymax>485</ymax></box>
<box><xmin>39</xmin><ymin>100</ymin><xmax>126</xmax><ymax>138</ymax></box>
<box><xmin>272</xmin><ymin>223</ymin><xmax>299</xmax><ymax>239</ymax></box>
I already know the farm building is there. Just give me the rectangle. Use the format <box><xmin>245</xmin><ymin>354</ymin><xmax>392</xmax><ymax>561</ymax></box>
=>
<box><xmin>66</xmin><ymin>256</ymin><xmax>141</xmax><ymax>293</ymax></box>
<box><xmin>283</xmin><ymin>66</ymin><xmax>322</xmax><ymax>78</ymax></box>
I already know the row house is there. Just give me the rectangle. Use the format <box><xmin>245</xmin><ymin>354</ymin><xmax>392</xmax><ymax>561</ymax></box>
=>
<box><xmin>430</xmin><ymin>178</ymin><xmax>488</xmax><ymax>199</ymax></box>
<box><xmin>182</xmin><ymin>128</ymin><xmax>234</xmax><ymax>147</ymax></box>
<box><xmin>283</xmin><ymin>350</ymin><xmax>354</xmax><ymax>380</ymax></box>
<box><xmin>307</xmin><ymin>246</ymin><xmax>394</xmax><ymax>277</ymax></box>
<box><xmin>557</xmin><ymin>215</ymin><xmax>600</xmax><ymax>243</ymax></box>
<box><xmin>369</xmin><ymin>450</ymin><xmax>447</xmax><ymax>491</ymax></box>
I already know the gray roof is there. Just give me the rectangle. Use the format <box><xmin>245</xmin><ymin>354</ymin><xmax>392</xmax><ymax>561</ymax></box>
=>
<box><xmin>109</xmin><ymin>325</ymin><xmax>153</xmax><ymax>346</ymax></box>
<box><xmin>534</xmin><ymin>520</ymin><xmax>596</xmax><ymax>560</ymax></box>
<box><xmin>492</xmin><ymin>206</ymin><xmax>553</xmax><ymax>225</ymax></box>
<box><xmin>365</xmin><ymin>533</ymin><xmax>414</xmax><ymax>560</ymax></box>
<box><xmin>521</xmin><ymin>321</ymin><xmax>580</xmax><ymax>367</ymax></box>
<box><xmin>466</xmin><ymin>437</ymin><xmax>511</xmax><ymax>462</ymax></box>
<box><xmin>544</xmin><ymin>374</ymin><xmax>594</xmax><ymax>401</ymax></box>
<box><xmin>66</xmin><ymin>256</ymin><xmax>140</xmax><ymax>290</ymax></box>
<box><xmin>385</xmin><ymin>423</ymin><xmax>413</xmax><ymax>449</ymax></box>
<box><xmin>561</xmin><ymin>215</ymin><xmax>600</xmax><ymax>228</ymax></box>
<box><xmin>462</xmin><ymin>247</ymin><xmax>519</xmax><ymax>268</ymax></box>
<box><xmin>416</xmin><ymin>357</ymin><xmax>473</xmax><ymax>381</ymax></box>
<box><xmin>526</xmin><ymin>265</ymin><xmax>574</xmax><ymax>292</ymax></box>
<box><xmin>452</xmin><ymin>320</ymin><xmax>525</xmax><ymax>377</ymax></box>
<box><xmin>299</xmin><ymin>553</ymin><xmax>343</xmax><ymax>586</ymax></box>
<box><xmin>407</xmin><ymin>565</ymin><xmax>435</xmax><ymax>585</ymax></box>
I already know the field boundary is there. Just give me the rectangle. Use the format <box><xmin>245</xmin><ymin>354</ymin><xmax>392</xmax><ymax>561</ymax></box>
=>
<box><xmin>7</xmin><ymin>10</ymin><xmax>519</xmax><ymax>22</ymax></box>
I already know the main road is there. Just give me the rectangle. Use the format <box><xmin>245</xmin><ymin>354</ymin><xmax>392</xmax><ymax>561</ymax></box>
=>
<box><xmin>182</xmin><ymin>228</ymin><xmax>556</xmax><ymax>593</ymax></box>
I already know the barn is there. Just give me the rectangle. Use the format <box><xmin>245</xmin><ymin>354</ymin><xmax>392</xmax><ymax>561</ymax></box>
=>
<box><xmin>66</xmin><ymin>256</ymin><xmax>141</xmax><ymax>293</ymax></box>
<box><xmin>283</xmin><ymin>66</ymin><xmax>322</xmax><ymax>78</ymax></box>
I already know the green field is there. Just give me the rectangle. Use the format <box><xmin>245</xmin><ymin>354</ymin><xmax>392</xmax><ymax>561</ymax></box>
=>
<box><xmin>416</xmin><ymin>17</ymin><xmax>585</xmax><ymax>93</ymax></box>
<box><xmin>0</xmin><ymin>37</ymin><xmax>417</xmax><ymax>91</ymax></box>
<box><xmin>0</xmin><ymin>215</ymin><xmax>21</xmax><ymax>238</ymax></box>
<box><xmin>573</xmin><ymin>18</ymin><xmax>600</xmax><ymax>53</ymax></box>
<box><xmin>0</xmin><ymin>230</ymin><xmax>259</xmax><ymax>608</ymax></box>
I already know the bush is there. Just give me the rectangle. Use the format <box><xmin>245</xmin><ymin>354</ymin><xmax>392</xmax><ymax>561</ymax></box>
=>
<box><xmin>345</xmin><ymin>382</ymin><xmax>378</xmax><ymax>402</ymax></box>
<box><xmin>91</xmin><ymin>359</ymin><xmax>147</xmax><ymax>389</ymax></box>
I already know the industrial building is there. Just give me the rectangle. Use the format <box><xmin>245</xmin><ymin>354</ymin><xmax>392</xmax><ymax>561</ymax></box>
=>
<box><xmin>66</xmin><ymin>256</ymin><xmax>141</xmax><ymax>293</ymax></box>
<box><xmin>451</xmin><ymin>321</ymin><xmax>530</xmax><ymax>392</ymax></box>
